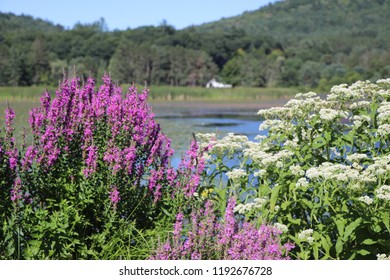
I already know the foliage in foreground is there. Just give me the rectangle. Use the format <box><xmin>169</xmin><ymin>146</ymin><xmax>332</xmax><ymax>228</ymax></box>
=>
<box><xmin>0</xmin><ymin>74</ymin><xmax>288</xmax><ymax>260</ymax></box>
<box><xmin>196</xmin><ymin>79</ymin><xmax>390</xmax><ymax>259</ymax></box>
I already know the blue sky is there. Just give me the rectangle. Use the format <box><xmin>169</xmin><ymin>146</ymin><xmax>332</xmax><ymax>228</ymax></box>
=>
<box><xmin>1</xmin><ymin>0</ymin><xmax>276</xmax><ymax>30</ymax></box>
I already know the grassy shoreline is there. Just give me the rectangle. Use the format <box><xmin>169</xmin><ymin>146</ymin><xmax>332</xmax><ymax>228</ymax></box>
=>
<box><xmin>0</xmin><ymin>85</ymin><xmax>303</xmax><ymax>102</ymax></box>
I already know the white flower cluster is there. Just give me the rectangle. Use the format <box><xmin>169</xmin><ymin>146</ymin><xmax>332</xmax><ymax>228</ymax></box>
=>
<box><xmin>254</xmin><ymin>169</ymin><xmax>267</xmax><ymax>178</ymax></box>
<box><xmin>365</xmin><ymin>155</ymin><xmax>390</xmax><ymax>177</ymax></box>
<box><xmin>377</xmin><ymin>78</ymin><xmax>390</xmax><ymax>85</ymax></box>
<box><xmin>289</xmin><ymin>165</ymin><xmax>305</xmax><ymax>176</ymax></box>
<box><xmin>358</xmin><ymin>195</ymin><xmax>374</xmax><ymax>205</ymax></box>
<box><xmin>349</xmin><ymin>101</ymin><xmax>371</xmax><ymax>110</ymax></box>
<box><xmin>377</xmin><ymin>123</ymin><xmax>390</xmax><ymax>137</ymax></box>
<box><xmin>210</xmin><ymin>133</ymin><xmax>248</xmax><ymax>155</ymax></box>
<box><xmin>319</xmin><ymin>108</ymin><xmax>348</xmax><ymax>121</ymax></box>
<box><xmin>298</xmin><ymin>229</ymin><xmax>314</xmax><ymax>244</ymax></box>
<box><xmin>377</xmin><ymin>254</ymin><xmax>390</xmax><ymax>260</ymax></box>
<box><xmin>284</xmin><ymin>139</ymin><xmax>299</xmax><ymax>149</ymax></box>
<box><xmin>377</xmin><ymin>102</ymin><xmax>390</xmax><ymax>124</ymax></box>
<box><xmin>296</xmin><ymin>177</ymin><xmax>309</xmax><ymax>188</ymax></box>
<box><xmin>243</xmin><ymin>146</ymin><xmax>294</xmax><ymax>169</ymax></box>
<box><xmin>352</xmin><ymin>115</ymin><xmax>371</xmax><ymax>129</ymax></box>
<box><xmin>258</xmin><ymin>106</ymin><xmax>292</xmax><ymax>120</ymax></box>
<box><xmin>284</xmin><ymin>92</ymin><xmax>334</xmax><ymax>120</ymax></box>
<box><xmin>196</xmin><ymin>133</ymin><xmax>217</xmax><ymax>145</ymax></box>
<box><xmin>377</xmin><ymin>89</ymin><xmax>390</xmax><ymax>98</ymax></box>
<box><xmin>234</xmin><ymin>197</ymin><xmax>267</xmax><ymax>214</ymax></box>
<box><xmin>262</xmin><ymin>150</ymin><xmax>295</xmax><ymax>169</ymax></box>
<box><xmin>259</xmin><ymin>119</ymin><xmax>293</xmax><ymax>133</ymax></box>
<box><xmin>328</xmin><ymin>83</ymin><xmax>365</xmax><ymax>101</ymax></box>
<box><xmin>226</xmin><ymin>168</ymin><xmax>247</xmax><ymax>180</ymax></box>
<box><xmin>346</xmin><ymin>153</ymin><xmax>368</xmax><ymax>163</ymax></box>
<box><xmin>273</xmin><ymin>222</ymin><xmax>288</xmax><ymax>233</ymax></box>
<box><xmin>306</xmin><ymin>162</ymin><xmax>360</xmax><ymax>182</ymax></box>
<box><xmin>376</xmin><ymin>185</ymin><xmax>390</xmax><ymax>201</ymax></box>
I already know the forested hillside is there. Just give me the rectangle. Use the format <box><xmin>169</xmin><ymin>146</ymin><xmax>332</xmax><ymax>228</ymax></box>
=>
<box><xmin>1</xmin><ymin>0</ymin><xmax>390</xmax><ymax>89</ymax></box>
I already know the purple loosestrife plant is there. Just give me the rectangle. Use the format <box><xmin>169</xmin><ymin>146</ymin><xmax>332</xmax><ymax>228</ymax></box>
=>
<box><xmin>1</xmin><ymin>74</ymin><xmax>184</xmax><ymax>259</ymax></box>
<box><xmin>22</xmin><ymin>75</ymin><xmax>175</xmax><ymax>218</ymax></box>
<box><xmin>1</xmin><ymin>106</ymin><xmax>18</xmax><ymax>209</ymax></box>
<box><xmin>1</xmin><ymin>106</ymin><xmax>21</xmax><ymax>259</ymax></box>
<box><xmin>151</xmin><ymin>197</ymin><xmax>294</xmax><ymax>260</ymax></box>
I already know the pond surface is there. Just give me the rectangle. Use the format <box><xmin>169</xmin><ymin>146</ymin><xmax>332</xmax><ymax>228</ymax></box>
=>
<box><xmin>158</xmin><ymin>115</ymin><xmax>264</xmax><ymax>166</ymax></box>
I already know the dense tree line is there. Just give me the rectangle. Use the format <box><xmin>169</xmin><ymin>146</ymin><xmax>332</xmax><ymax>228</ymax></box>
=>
<box><xmin>1</xmin><ymin>0</ymin><xmax>390</xmax><ymax>89</ymax></box>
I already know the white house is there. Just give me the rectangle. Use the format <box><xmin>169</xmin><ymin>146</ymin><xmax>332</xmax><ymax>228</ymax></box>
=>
<box><xmin>205</xmin><ymin>78</ymin><xmax>232</xmax><ymax>88</ymax></box>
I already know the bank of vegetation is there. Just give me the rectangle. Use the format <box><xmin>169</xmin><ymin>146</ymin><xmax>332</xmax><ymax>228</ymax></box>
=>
<box><xmin>1</xmin><ymin>0</ymin><xmax>390</xmax><ymax>90</ymax></box>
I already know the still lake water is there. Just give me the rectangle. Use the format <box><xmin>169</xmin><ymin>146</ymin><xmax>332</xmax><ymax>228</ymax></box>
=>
<box><xmin>158</xmin><ymin>114</ymin><xmax>263</xmax><ymax>166</ymax></box>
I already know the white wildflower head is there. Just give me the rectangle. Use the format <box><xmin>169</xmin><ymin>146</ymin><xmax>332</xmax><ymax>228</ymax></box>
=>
<box><xmin>377</xmin><ymin>102</ymin><xmax>390</xmax><ymax>124</ymax></box>
<box><xmin>376</xmin><ymin>185</ymin><xmax>390</xmax><ymax>201</ymax></box>
<box><xmin>328</xmin><ymin>83</ymin><xmax>364</xmax><ymax>101</ymax></box>
<box><xmin>211</xmin><ymin>133</ymin><xmax>248</xmax><ymax>155</ymax></box>
<box><xmin>377</xmin><ymin>89</ymin><xmax>390</xmax><ymax>98</ymax></box>
<box><xmin>234</xmin><ymin>197</ymin><xmax>267</xmax><ymax>214</ymax></box>
<box><xmin>349</xmin><ymin>101</ymin><xmax>371</xmax><ymax>110</ymax></box>
<box><xmin>358</xmin><ymin>195</ymin><xmax>374</xmax><ymax>205</ymax></box>
<box><xmin>352</xmin><ymin>115</ymin><xmax>371</xmax><ymax>129</ymax></box>
<box><xmin>298</xmin><ymin>229</ymin><xmax>314</xmax><ymax>244</ymax></box>
<box><xmin>226</xmin><ymin>168</ymin><xmax>247</xmax><ymax>180</ymax></box>
<box><xmin>377</xmin><ymin>78</ymin><xmax>390</xmax><ymax>85</ymax></box>
<box><xmin>319</xmin><ymin>108</ymin><xmax>338</xmax><ymax>121</ymax></box>
<box><xmin>347</xmin><ymin>153</ymin><xmax>368</xmax><ymax>163</ymax></box>
<box><xmin>319</xmin><ymin>108</ymin><xmax>348</xmax><ymax>121</ymax></box>
<box><xmin>296</xmin><ymin>177</ymin><xmax>309</xmax><ymax>188</ymax></box>
<box><xmin>196</xmin><ymin>132</ymin><xmax>216</xmax><ymax>143</ymax></box>
<box><xmin>274</xmin><ymin>222</ymin><xmax>288</xmax><ymax>233</ymax></box>
<box><xmin>289</xmin><ymin>165</ymin><xmax>305</xmax><ymax>176</ymax></box>
<box><xmin>377</xmin><ymin>254</ymin><xmax>390</xmax><ymax>260</ymax></box>
<box><xmin>254</xmin><ymin>169</ymin><xmax>267</xmax><ymax>178</ymax></box>
<box><xmin>376</xmin><ymin>124</ymin><xmax>390</xmax><ymax>137</ymax></box>
<box><xmin>284</xmin><ymin>139</ymin><xmax>299</xmax><ymax>149</ymax></box>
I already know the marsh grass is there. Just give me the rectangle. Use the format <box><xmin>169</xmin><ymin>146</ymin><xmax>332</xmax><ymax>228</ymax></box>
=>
<box><xmin>0</xmin><ymin>85</ymin><xmax>299</xmax><ymax>102</ymax></box>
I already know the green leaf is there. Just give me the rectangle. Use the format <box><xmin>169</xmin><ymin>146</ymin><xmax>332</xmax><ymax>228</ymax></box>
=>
<box><xmin>320</xmin><ymin>235</ymin><xmax>331</xmax><ymax>255</ymax></box>
<box><xmin>343</xmin><ymin>218</ymin><xmax>362</xmax><ymax>241</ymax></box>
<box><xmin>313</xmin><ymin>244</ymin><xmax>319</xmax><ymax>260</ymax></box>
<box><xmin>281</xmin><ymin>201</ymin><xmax>291</xmax><ymax>210</ymax></box>
<box><xmin>362</xmin><ymin>238</ymin><xmax>377</xmax><ymax>245</ymax></box>
<box><xmin>324</xmin><ymin>131</ymin><xmax>331</xmax><ymax>142</ymax></box>
<box><xmin>300</xmin><ymin>199</ymin><xmax>313</xmax><ymax>209</ymax></box>
<box><xmin>382</xmin><ymin>212</ymin><xmax>390</xmax><ymax>232</ymax></box>
<box><xmin>357</xmin><ymin>249</ymin><xmax>371</xmax><ymax>256</ymax></box>
<box><xmin>287</xmin><ymin>213</ymin><xmax>301</xmax><ymax>225</ymax></box>
<box><xmin>335</xmin><ymin>238</ymin><xmax>343</xmax><ymax>257</ymax></box>
<box><xmin>335</xmin><ymin>218</ymin><xmax>346</xmax><ymax>237</ymax></box>
<box><xmin>270</xmin><ymin>184</ymin><xmax>281</xmax><ymax>212</ymax></box>
<box><xmin>160</xmin><ymin>207</ymin><xmax>171</xmax><ymax>217</ymax></box>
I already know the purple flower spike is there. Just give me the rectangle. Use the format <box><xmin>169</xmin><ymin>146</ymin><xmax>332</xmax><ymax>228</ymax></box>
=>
<box><xmin>109</xmin><ymin>185</ymin><xmax>120</xmax><ymax>209</ymax></box>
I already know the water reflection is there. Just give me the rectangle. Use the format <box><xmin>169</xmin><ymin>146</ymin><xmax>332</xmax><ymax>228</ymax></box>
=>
<box><xmin>156</xmin><ymin>114</ymin><xmax>264</xmax><ymax>167</ymax></box>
